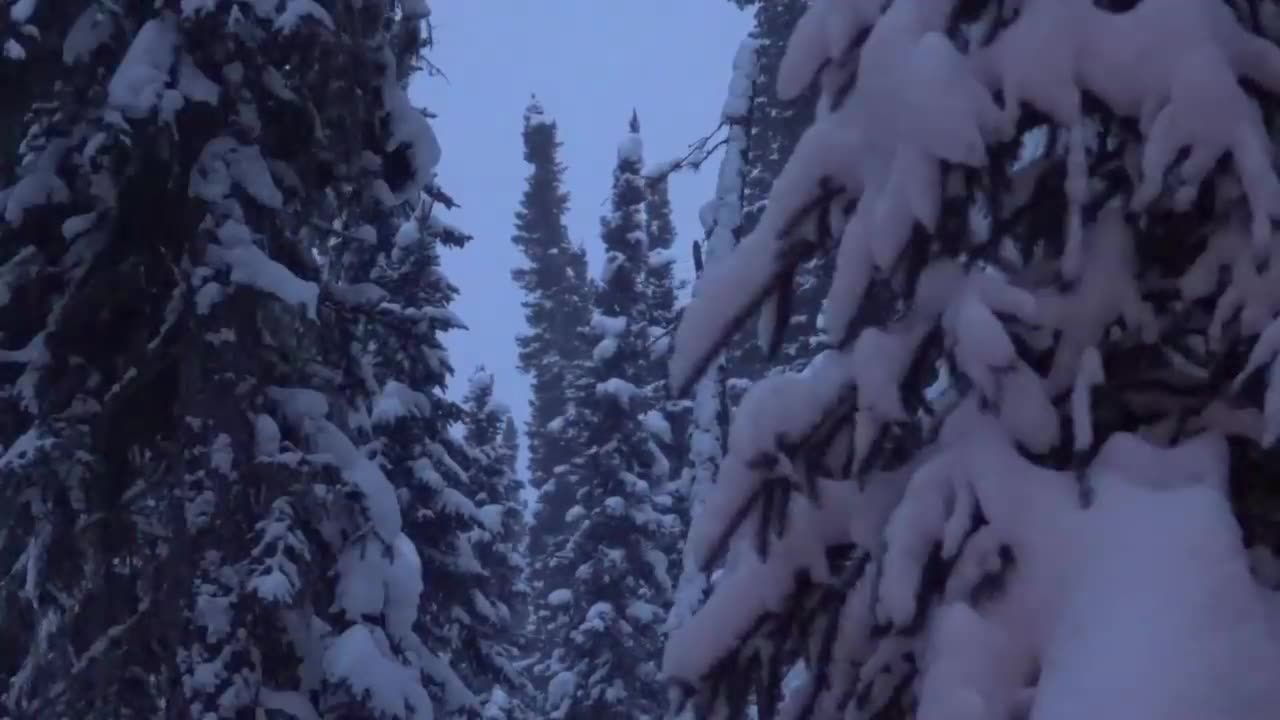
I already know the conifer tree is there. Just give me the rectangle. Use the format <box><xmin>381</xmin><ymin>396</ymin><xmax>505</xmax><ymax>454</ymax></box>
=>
<box><xmin>538</xmin><ymin>115</ymin><xmax>676</xmax><ymax>720</ymax></box>
<box><xmin>510</xmin><ymin>97</ymin><xmax>594</xmax><ymax>497</ymax></box>
<box><xmin>665</xmin><ymin>1</ymin><xmax>1280</xmax><ymax>718</ymax></box>
<box><xmin>0</xmin><ymin>2</ymin><xmax>475</xmax><ymax>717</ymax></box>
<box><xmin>510</xmin><ymin>97</ymin><xmax>597</xmax><ymax>696</ymax></box>
<box><xmin>640</xmin><ymin>175</ymin><xmax>689</xmax><ymax>492</ymax></box>
<box><xmin>460</xmin><ymin>367</ymin><xmax>534</xmax><ymax>718</ymax></box>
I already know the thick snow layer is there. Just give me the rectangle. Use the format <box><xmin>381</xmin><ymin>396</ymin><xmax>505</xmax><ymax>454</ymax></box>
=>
<box><xmin>617</xmin><ymin>134</ymin><xmax>643</xmax><ymax>163</ymax></box>
<box><xmin>324</xmin><ymin>625</ymin><xmax>433</xmax><ymax>720</ymax></box>
<box><xmin>178</xmin><ymin>53</ymin><xmax>221</xmax><ymax>105</ymax></box>
<box><xmin>8</xmin><ymin>0</ymin><xmax>38</xmax><ymax>23</ymax></box>
<box><xmin>63</xmin><ymin>5</ymin><xmax>114</xmax><ymax>64</ymax></box>
<box><xmin>663</xmin><ymin>0</ymin><xmax>1280</xmax><ymax>715</ymax></box>
<box><xmin>380</xmin><ymin>68</ymin><xmax>442</xmax><ymax>202</ymax></box>
<box><xmin>274</xmin><ymin>0</ymin><xmax>335</xmax><ymax>33</ymax></box>
<box><xmin>190</xmin><ymin>137</ymin><xmax>285</xmax><ymax>209</ymax></box>
<box><xmin>722</xmin><ymin>38</ymin><xmax>759</xmax><ymax>121</ymax></box>
<box><xmin>206</xmin><ymin>231</ymin><xmax>318</xmax><ymax>320</ymax></box>
<box><xmin>591</xmin><ymin>311</ymin><xmax>627</xmax><ymax>338</ymax></box>
<box><xmin>266</xmin><ymin>388</ymin><xmax>403</xmax><ymax>543</ymax></box>
<box><xmin>107</xmin><ymin>14</ymin><xmax>178</xmax><ymax>119</ymax></box>
<box><xmin>371</xmin><ymin>381</ymin><xmax>433</xmax><ymax>425</ymax></box>
<box><xmin>4</xmin><ymin>140</ymin><xmax>71</xmax><ymax>226</ymax></box>
<box><xmin>595</xmin><ymin>378</ymin><xmax>640</xmax><ymax>408</ymax></box>
<box><xmin>1033</xmin><ymin>435</ymin><xmax>1280</xmax><ymax>719</ymax></box>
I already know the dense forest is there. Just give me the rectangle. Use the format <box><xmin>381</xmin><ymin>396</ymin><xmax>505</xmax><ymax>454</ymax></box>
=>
<box><xmin>4</xmin><ymin>1</ymin><xmax>1280</xmax><ymax>719</ymax></box>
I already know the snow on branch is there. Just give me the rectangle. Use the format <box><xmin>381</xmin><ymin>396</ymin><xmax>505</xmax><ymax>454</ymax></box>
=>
<box><xmin>663</xmin><ymin>0</ymin><xmax>1280</xmax><ymax>716</ymax></box>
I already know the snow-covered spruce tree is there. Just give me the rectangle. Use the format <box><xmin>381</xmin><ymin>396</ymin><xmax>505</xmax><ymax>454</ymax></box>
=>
<box><xmin>640</xmin><ymin>173</ymin><xmax>689</xmax><ymax>497</ymax></box>
<box><xmin>510</xmin><ymin>97</ymin><xmax>596</xmax><ymax>683</ymax></box>
<box><xmin>720</xmin><ymin>0</ymin><xmax>824</xmax><ymax>394</ymax></box>
<box><xmin>458</xmin><ymin>367</ymin><xmax>534</xmax><ymax>717</ymax></box>
<box><xmin>663</xmin><ymin>1</ymin><xmax>1280</xmax><ymax>718</ymax></box>
<box><xmin>538</xmin><ymin>114</ymin><xmax>678</xmax><ymax>720</ymax></box>
<box><xmin>0</xmin><ymin>2</ymin><xmax>466</xmax><ymax>717</ymax></box>
<box><xmin>665</xmin><ymin>35</ymin><xmax>759</xmax><ymax>653</ymax></box>
<box><xmin>635</xmin><ymin>124</ymin><xmax>692</xmax><ymax>643</ymax></box>
<box><xmin>323</xmin><ymin>179</ymin><xmax>493</xmax><ymax>714</ymax></box>
<box><xmin>510</xmin><ymin>96</ymin><xmax>595</xmax><ymax>497</ymax></box>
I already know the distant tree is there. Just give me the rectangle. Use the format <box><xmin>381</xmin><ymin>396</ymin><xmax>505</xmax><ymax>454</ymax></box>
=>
<box><xmin>510</xmin><ymin>97</ymin><xmax>595</xmax><ymax>497</ymax></box>
<box><xmin>509</xmin><ymin>96</ymin><xmax>597</xmax><ymax>698</ymax></box>
<box><xmin>537</xmin><ymin>114</ymin><xmax>677</xmax><ymax>720</ymax></box>
<box><xmin>0</xmin><ymin>2</ymin><xmax>475</xmax><ymax>717</ymax></box>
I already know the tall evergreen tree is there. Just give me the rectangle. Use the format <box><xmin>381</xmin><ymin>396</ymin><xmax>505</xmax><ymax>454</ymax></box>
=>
<box><xmin>635</xmin><ymin>122</ymin><xmax>690</xmax><ymax>629</ymax></box>
<box><xmin>510</xmin><ymin>96</ymin><xmax>594</xmax><ymax>497</ymax></box>
<box><xmin>640</xmin><ymin>174</ymin><xmax>689</xmax><ymax>491</ymax></box>
<box><xmin>0</xmin><ymin>2</ymin><xmax>475</xmax><ymax>717</ymax></box>
<box><xmin>459</xmin><ymin>367</ymin><xmax>534</xmax><ymax>718</ymax></box>
<box><xmin>664</xmin><ymin>1</ymin><xmax>1280</xmax><ymax>718</ymax></box>
<box><xmin>510</xmin><ymin>97</ymin><xmax>597</xmax><ymax>695</ymax></box>
<box><xmin>538</xmin><ymin>115</ymin><xmax>676</xmax><ymax>720</ymax></box>
<box><xmin>325</xmin><ymin>192</ymin><xmax>492</xmax><ymax>716</ymax></box>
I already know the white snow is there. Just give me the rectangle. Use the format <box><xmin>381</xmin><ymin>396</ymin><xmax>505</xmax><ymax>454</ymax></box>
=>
<box><xmin>8</xmin><ymin>0</ymin><xmax>37</xmax><ymax>23</ymax></box>
<box><xmin>206</xmin><ymin>236</ymin><xmax>318</xmax><ymax>320</ymax></box>
<box><xmin>4</xmin><ymin>140</ymin><xmax>71</xmax><ymax>226</ymax></box>
<box><xmin>595</xmin><ymin>378</ymin><xmax>640</xmax><ymax>408</ymax></box>
<box><xmin>380</xmin><ymin>67</ymin><xmax>442</xmax><ymax>202</ymax></box>
<box><xmin>274</xmin><ymin>0</ymin><xmax>335</xmax><ymax>33</ymax></box>
<box><xmin>371</xmin><ymin>381</ymin><xmax>433</xmax><ymax>425</ymax></box>
<box><xmin>324</xmin><ymin>626</ymin><xmax>433</xmax><ymax>720</ymax></box>
<box><xmin>617</xmin><ymin>134</ymin><xmax>643</xmax><ymax>163</ymax></box>
<box><xmin>107</xmin><ymin>14</ymin><xmax>178</xmax><ymax>119</ymax></box>
<box><xmin>663</xmin><ymin>2</ymin><xmax>1280</xmax><ymax>714</ymax></box>
<box><xmin>63</xmin><ymin>5</ymin><xmax>114</xmax><ymax>64</ymax></box>
<box><xmin>591</xmin><ymin>311</ymin><xmax>627</xmax><ymax>338</ymax></box>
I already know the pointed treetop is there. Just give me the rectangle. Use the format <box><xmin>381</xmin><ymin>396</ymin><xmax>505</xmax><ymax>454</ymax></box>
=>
<box><xmin>468</xmin><ymin>365</ymin><xmax>495</xmax><ymax>394</ymax></box>
<box><xmin>525</xmin><ymin>94</ymin><xmax>552</xmax><ymax>128</ymax></box>
<box><xmin>619</xmin><ymin>110</ymin><xmax>644</xmax><ymax>163</ymax></box>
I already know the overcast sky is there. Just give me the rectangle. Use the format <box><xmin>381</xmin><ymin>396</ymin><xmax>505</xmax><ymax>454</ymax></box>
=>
<box><xmin>411</xmin><ymin>1</ymin><xmax>752</xmax><ymax>468</ymax></box>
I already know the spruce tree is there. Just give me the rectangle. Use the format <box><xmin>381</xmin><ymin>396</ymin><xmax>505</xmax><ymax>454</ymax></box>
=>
<box><xmin>0</xmin><ymin>2</ymin><xmax>472</xmax><ymax>717</ymax></box>
<box><xmin>664</xmin><ymin>1</ymin><xmax>1280</xmax><ymax>718</ymax></box>
<box><xmin>539</xmin><ymin>115</ymin><xmax>676</xmax><ymax>720</ymax></box>
<box><xmin>640</xmin><ymin>175</ymin><xmax>689</xmax><ymax>492</ymax></box>
<box><xmin>460</xmin><ymin>367</ymin><xmax>534</xmax><ymax>718</ymax></box>
<box><xmin>324</xmin><ymin>191</ymin><xmax>493</xmax><ymax>716</ymax></box>
<box><xmin>510</xmin><ymin>96</ymin><xmax>594</xmax><ymax>497</ymax></box>
<box><xmin>510</xmin><ymin>97</ymin><xmax>597</xmax><ymax>698</ymax></box>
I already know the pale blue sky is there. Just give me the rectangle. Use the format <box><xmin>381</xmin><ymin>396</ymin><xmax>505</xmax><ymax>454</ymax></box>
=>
<box><xmin>411</xmin><ymin>1</ymin><xmax>752</xmax><ymax>468</ymax></box>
